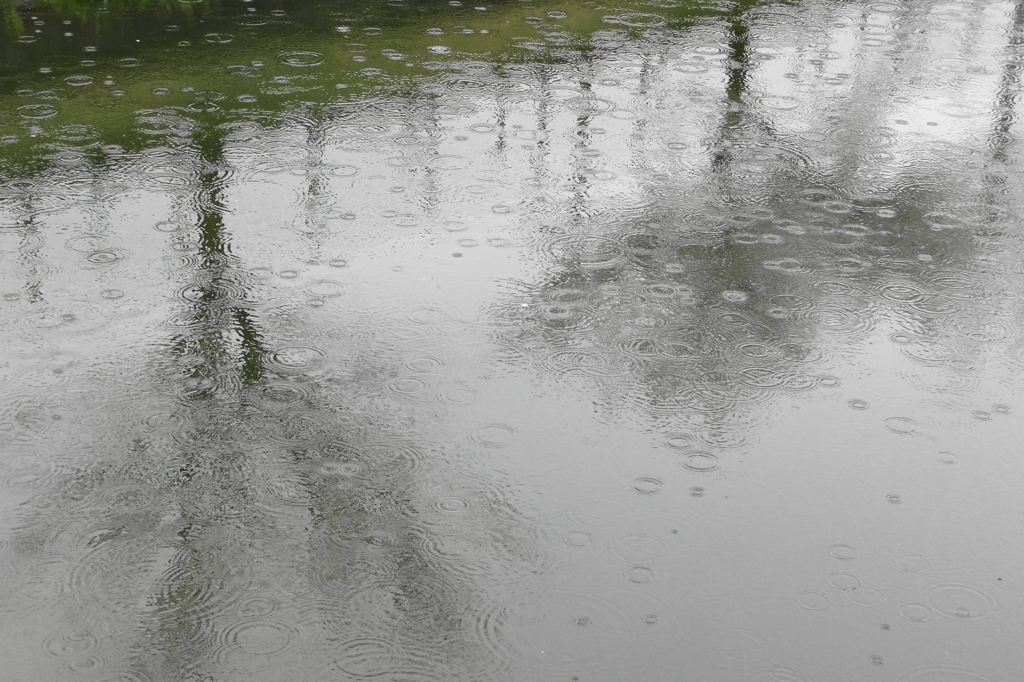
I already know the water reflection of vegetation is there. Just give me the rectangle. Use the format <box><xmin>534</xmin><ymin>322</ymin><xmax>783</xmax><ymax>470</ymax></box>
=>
<box><xmin>101</xmin><ymin>101</ymin><xmax>506</xmax><ymax>674</ymax></box>
<box><xmin>0</xmin><ymin>0</ymin><xmax>727</xmax><ymax>174</ymax></box>
<box><xmin>1</xmin><ymin>0</ymin><xmax>1019</xmax><ymax>676</ymax></box>
<box><xmin>3</xmin><ymin>0</ymin><xmax>209</xmax><ymax>25</ymax></box>
<box><xmin>170</xmin><ymin>124</ymin><xmax>267</xmax><ymax>392</ymax></box>
<box><xmin>490</xmin><ymin>0</ymin><xmax>1011</xmax><ymax>445</ymax></box>
<box><xmin>144</xmin><ymin>120</ymin><xmax>265</xmax><ymax>676</ymax></box>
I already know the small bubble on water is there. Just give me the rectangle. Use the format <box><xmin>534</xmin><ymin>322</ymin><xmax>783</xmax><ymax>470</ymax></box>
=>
<box><xmin>848</xmin><ymin>399</ymin><xmax>869</xmax><ymax>410</ymax></box>
<box><xmin>795</xmin><ymin>591</ymin><xmax>830</xmax><ymax>611</ymax></box>
<box><xmin>625</xmin><ymin>566</ymin><xmax>654</xmax><ymax>584</ymax></box>
<box><xmin>319</xmin><ymin>461</ymin><xmax>361</xmax><ymax>477</ymax></box>
<box><xmin>642</xmin><ymin>614</ymin><xmax>658</xmax><ymax>624</ymax></box>
<box><xmin>973</xmin><ymin>411</ymin><xmax>992</xmax><ymax>421</ymax></box>
<box><xmin>680</xmin><ymin>452</ymin><xmax>719</xmax><ymax>472</ymax></box>
<box><xmin>432</xmin><ymin>495</ymin><xmax>470</xmax><ymax>513</ymax></box>
<box><xmin>936</xmin><ymin>451</ymin><xmax>956</xmax><ymax>464</ymax></box>
<box><xmin>827</xmin><ymin>572</ymin><xmax>860</xmax><ymax>591</ymax></box>
<box><xmin>898</xmin><ymin>602</ymin><xmax>933</xmax><ymax>622</ymax></box>
<box><xmin>887</xmin><ymin>494</ymin><xmax>902</xmax><ymax>504</ymax></box>
<box><xmin>632</xmin><ymin>477</ymin><xmax>662</xmax><ymax>494</ymax></box>
<box><xmin>87</xmin><ymin>250</ymin><xmax>121</xmax><ymax>265</ymax></box>
<box><xmin>468</xmin><ymin>424</ymin><xmax>515</xmax><ymax>448</ymax></box>
<box><xmin>828</xmin><ymin>544</ymin><xmax>856</xmax><ymax>560</ymax></box>
<box><xmin>663</xmin><ymin>434</ymin><xmax>695</xmax><ymax>450</ymax></box>
<box><xmin>562</xmin><ymin>531</ymin><xmax>594</xmax><ymax>547</ymax></box>
<box><xmin>870</xmin><ymin>656</ymin><xmax>883</xmax><ymax>666</ymax></box>
<box><xmin>689</xmin><ymin>487</ymin><xmax>705</xmax><ymax>497</ymax></box>
<box><xmin>885</xmin><ymin>417</ymin><xmax>918</xmax><ymax>434</ymax></box>
<box><xmin>894</xmin><ymin>553</ymin><xmax>932</xmax><ymax>573</ymax></box>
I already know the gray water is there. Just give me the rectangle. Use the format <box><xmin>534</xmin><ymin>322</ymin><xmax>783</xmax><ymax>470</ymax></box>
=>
<box><xmin>2</xmin><ymin>0</ymin><xmax>1024</xmax><ymax>680</ymax></box>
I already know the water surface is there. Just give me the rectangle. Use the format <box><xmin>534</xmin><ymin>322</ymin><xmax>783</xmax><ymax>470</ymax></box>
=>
<box><xmin>2</xmin><ymin>0</ymin><xmax>1024</xmax><ymax>680</ymax></box>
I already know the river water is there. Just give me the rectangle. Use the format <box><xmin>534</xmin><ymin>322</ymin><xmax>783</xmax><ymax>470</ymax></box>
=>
<box><xmin>1</xmin><ymin>0</ymin><xmax>1023</xmax><ymax>680</ymax></box>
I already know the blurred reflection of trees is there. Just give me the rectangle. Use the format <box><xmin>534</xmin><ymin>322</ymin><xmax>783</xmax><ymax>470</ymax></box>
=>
<box><xmin>0</xmin><ymin>0</ymin><xmax>1021</xmax><ymax>677</ymax></box>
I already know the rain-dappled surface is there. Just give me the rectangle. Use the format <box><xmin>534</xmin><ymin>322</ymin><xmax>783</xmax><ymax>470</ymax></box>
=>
<box><xmin>2</xmin><ymin>0</ymin><xmax>1024</xmax><ymax>679</ymax></box>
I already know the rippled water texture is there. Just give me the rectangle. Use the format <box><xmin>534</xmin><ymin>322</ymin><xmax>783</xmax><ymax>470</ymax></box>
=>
<box><xmin>2</xmin><ymin>0</ymin><xmax>1024</xmax><ymax>679</ymax></box>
